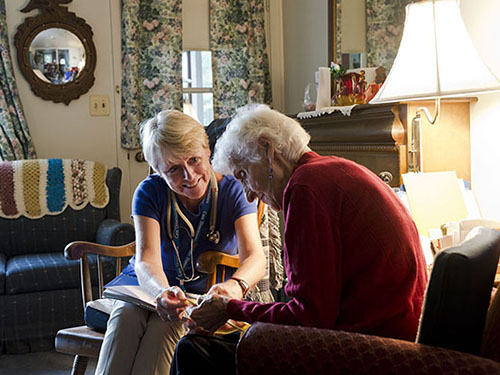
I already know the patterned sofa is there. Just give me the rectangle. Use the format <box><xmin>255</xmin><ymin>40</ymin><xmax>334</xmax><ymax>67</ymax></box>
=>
<box><xmin>0</xmin><ymin>159</ymin><xmax>134</xmax><ymax>353</ymax></box>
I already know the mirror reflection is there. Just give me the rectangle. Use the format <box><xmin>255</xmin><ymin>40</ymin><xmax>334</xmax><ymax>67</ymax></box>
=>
<box><xmin>334</xmin><ymin>0</ymin><xmax>367</xmax><ymax>70</ymax></box>
<box><xmin>332</xmin><ymin>0</ymin><xmax>408</xmax><ymax>73</ymax></box>
<box><xmin>29</xmin><ymin>28</ymin><xmax>85</xmax><ymax>85</ymax></box>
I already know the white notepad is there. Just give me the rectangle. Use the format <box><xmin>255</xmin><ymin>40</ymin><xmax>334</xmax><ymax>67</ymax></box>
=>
<box><xmin>402</xmin><ymin>171</ymin><xmax>469</xmax><ymax>237</ymax></box>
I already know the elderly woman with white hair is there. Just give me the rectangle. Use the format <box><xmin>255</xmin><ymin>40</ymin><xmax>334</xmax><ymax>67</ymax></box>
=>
<box><xmin>169</xmin><ymin>104</ymin><xmax>428</xmax><ymax>375</ymax></box>
<box><xmin>95</xmin><ymin>110</ymin><xmax>266</xmax><ymax>375</ymax></box>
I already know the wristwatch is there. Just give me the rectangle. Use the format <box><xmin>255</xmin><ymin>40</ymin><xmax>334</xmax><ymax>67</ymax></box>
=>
<box><xmin>231</xmin><ymin>277</ymin><xmax>250</xmax><ymax>297</ymax></box>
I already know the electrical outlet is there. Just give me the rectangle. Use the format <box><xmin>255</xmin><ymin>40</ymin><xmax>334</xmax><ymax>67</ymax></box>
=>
<box><xmin>89</xmin><ymin>95</ymin><xmax>110</xmax><ymax>116</ymax></box>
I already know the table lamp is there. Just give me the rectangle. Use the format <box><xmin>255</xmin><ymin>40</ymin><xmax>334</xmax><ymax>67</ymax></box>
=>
<box><xmin>370</xmin><ymin>0</ymin><xmax>500</xmax><ymax>172</ymax></box>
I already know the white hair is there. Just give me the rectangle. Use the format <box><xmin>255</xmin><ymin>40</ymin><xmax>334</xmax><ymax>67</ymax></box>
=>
<box><xmin>212</xmin><ymin>104</ymin><xmax>311</xmax><ymax>174</ymax></box>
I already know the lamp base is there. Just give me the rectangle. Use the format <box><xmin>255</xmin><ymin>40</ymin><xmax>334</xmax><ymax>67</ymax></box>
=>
<box><xmin>409</xmin><ymin>113</ymin><xmax>422</xmax><ymax>173</ymax></box>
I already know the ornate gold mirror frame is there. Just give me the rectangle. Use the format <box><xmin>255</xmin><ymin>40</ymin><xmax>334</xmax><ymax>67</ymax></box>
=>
<box><xmin>14</xmin><ymin>0</ymin><xmax>96</xmax><ymax>105</ymax></box>
<box><xmin>327</xmin><ymin>0</ymin><xmax>339</xmax><ymax>97</ymax></box>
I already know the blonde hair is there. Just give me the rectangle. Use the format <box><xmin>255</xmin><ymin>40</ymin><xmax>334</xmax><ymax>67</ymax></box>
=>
<box><xmin>140</xmin><ymin>110</ymin><xmax>209</xmax><ymax>172</ymax></box>
<box><xmin>212</xmin><ymin>104</ymin><xmax>311</xmax><ymax>174</ymax></box>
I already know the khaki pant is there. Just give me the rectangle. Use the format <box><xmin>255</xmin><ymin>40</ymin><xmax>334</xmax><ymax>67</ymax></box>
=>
<box><xmin>95</xmin><ymin>300</ymin><xmax>185</xmax><ymax>375</ymax></box>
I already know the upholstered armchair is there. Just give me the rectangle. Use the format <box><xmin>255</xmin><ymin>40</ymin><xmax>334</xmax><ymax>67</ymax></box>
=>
<box><xmin>237</xmin><ymin>321</ymin><xmax>500</xmax><ymax>374</ymax></box>
<box><xmin>0</xmin><ymin>159</ymin><xmax>135</xmax><ymax>353</ymax></box>
<box><xmin>236</xmin><ymin>227</ymin><xmax>500</xmax><ymax>374</ymax></box>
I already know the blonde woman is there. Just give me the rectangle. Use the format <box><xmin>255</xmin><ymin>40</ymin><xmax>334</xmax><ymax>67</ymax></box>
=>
<box><xmin>95</xmin><ymin>110</ymin><xmax>265</xmax><ymax>375</ymax></box>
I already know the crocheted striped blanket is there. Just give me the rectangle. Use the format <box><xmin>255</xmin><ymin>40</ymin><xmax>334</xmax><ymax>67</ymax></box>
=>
<box><xmin>0</xmin><ymin>159</ymin><xmax>110</xmax><ymax>219</ymax></box>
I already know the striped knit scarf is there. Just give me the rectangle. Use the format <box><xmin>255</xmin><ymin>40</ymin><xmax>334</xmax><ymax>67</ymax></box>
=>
<box><xmin>0</xmin><ymin>159</ymin><xmax>109</xmax><ymax>219</ymax></box>
<box><xmin>246</xmin><ymin>204</ymin><xmax>284</xmax><ymax>303</ymax></box>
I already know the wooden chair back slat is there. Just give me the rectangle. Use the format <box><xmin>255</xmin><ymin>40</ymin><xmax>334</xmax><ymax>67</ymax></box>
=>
<box><xmin>116</xmin><ymin>257</ymin><xmax>122</xmax><ymax>276</ymax></box>
<box><xmin>196</xmin><ymin>251</ymin><xmax>240</xmax><ymax>291</ymax></box>
<box><xmin>81</xmin><ymin>254</ymin><xmax>93</xmax><ymax>309</ymax></box>
<box><xmin>97</xmin><ymin>255</ymin><xmax>104</xmax><ymax>299</ymax></box>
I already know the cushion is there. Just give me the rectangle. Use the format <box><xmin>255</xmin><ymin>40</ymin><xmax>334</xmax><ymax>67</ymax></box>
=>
<box><xmin>84</xmin><ymin>299</ymin><xmax>114</xmax><ymax>333</ymax></box>
<box><xmin>5</xmin><ymin>252</ymin><xmax>116</xmax><ymax>294</ymax></box>
<box><xmin>417</xmin><ymin>227</ymin><xmax>500</xmax><ymax>355</ymax></box>
<box><xmin>0</xmin><ymin>205</ymin><xmax>107</xmax><ymax>258</ymax></box>
<box><xmin>0</xmin><ymin>253</ymin><xmax>5</xmax><ymax>295</ymax></box>
<box><xmin>459</xmin><ymin>219</ymin><xmax>500</xmax><ymax>242</ymax></box>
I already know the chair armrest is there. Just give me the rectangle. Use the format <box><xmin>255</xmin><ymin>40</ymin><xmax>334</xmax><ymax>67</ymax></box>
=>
<box><xmin>196</xmin><ymin>251</ymin><xmax>239</xmax><ymax>274</ymax></box>
<box><xmin>236</xmin><ymin>322</ymin><xmax>500</xmax><ymax>375</ymax></box>
<box><xmin>96</xmin><ymin>218</ymin><xmax>135</xmax><ymax>246</ymax></box>
<box><xmin>64</xmin><ymin>241</ymin><xmax>136</xmax><ymax>260</ymax></box>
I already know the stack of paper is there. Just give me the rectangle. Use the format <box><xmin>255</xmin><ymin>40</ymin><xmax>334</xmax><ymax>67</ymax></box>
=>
<box><xmin>103</xmin><ymin>274</ymin><xmax>156</xmax><ymax>311</ymax></box>
<box><xmin>103</xmin><ymin>274</ymin><xmax>201</xmax><ymax>311</ymax></box>
<box><xmin>103</xmin><ymin>284</ymin><xmax>156</xmax><ymax>311</ymax></box>
<box><xmin>402</xmin><ymin>171</ymin><xmax>469</xmax><ymax>237</ymax></box>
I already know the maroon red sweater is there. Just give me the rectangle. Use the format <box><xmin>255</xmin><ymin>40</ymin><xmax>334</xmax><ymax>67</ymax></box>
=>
<box><xmin>228</xmin><ymin>152</ymin><xmax>427</xmax><ymax>341</ymax></box>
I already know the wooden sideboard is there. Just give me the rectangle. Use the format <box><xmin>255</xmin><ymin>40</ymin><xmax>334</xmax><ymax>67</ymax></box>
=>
<box><xmin>296</xmin><ymin>100</ymin><xmax>472</xmax><ymax>187</ymax></box>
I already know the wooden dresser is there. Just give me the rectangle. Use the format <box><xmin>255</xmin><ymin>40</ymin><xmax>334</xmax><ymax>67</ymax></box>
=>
<box><xmin>296</xmin><ymin>100</ymin><xmax>472</xmax><ymax>187</ymax></box>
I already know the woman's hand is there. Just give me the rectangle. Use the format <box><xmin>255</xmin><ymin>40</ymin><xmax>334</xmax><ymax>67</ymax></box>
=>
<box><xmin>155</xmin><ymin>286</ymin><xmax>188</xmax><ymax>322</ymax></box>
<box><xmin>185</xmin><ymin>294</ymin><xmax>230</xmax><ymax>333</ymax></box>
<box><xmin>207</xmin><ymin>279</ymin><xmax>243</xmax><ymax>300</ymax></box>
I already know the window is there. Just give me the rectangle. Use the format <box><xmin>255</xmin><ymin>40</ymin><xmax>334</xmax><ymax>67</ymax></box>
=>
<box><xmin>182</xmin><ymin>50</ymin><xmax>214</xmax><ymax>126</ymax></box>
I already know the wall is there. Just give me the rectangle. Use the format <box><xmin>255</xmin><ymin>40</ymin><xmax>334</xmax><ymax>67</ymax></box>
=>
<box><xmin>282</xmin><ymin>0</ymin><xmax>328</xmax><ymax>115</ymax></box>
<box><xmin>6</xmin><ymin>0</ymin><xmax>117</xmax><ymax>164</ymax></box>
<box><xmin>6</xmin><ymin>0</ymin><xmax>500</xmax><ymax>222</ymax></box>
<box><xmin>5</xmin><ymin>0</ymin><xmax>327</xmax><ymax>220</ymax></box>
<box><xmin>4</xmin><ymin>0</ymin><xmax>295</xmax><ymax>221</ymax></box>
<box><xmin>5</xmin><ymin>0</ymin><xmax>135</xmax><ymax>222</ymax></box>
<box><xmin>460</xmin><ymin>0</ymin><xmax>500</xmax><ymax>220</ymax></box>
<box><xmin>281</xmin><ymin>0</ymin><xmax>500</xmax><ymax>220</ymax></box>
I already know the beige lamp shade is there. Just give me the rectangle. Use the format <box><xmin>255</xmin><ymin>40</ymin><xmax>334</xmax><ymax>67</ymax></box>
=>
<box><xmin>370</xmin><ymin>0</ymin><xmax>500</xmax><ymax>104</ymax></box>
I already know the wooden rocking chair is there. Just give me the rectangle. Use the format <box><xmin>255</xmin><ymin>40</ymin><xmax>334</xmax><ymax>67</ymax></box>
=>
<box><xmin>54</xmin><ymin>241</ymin><xmax>239</xmax><ymax>375</ymax></box>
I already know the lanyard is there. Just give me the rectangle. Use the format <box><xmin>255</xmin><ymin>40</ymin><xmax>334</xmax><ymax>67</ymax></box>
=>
<box><xmin>167</xmin><ymin>170</ymin><xmax>218</xmax><ymax>289</ymax></box>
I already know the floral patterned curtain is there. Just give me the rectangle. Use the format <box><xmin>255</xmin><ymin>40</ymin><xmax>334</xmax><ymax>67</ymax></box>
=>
<box><xmin>120</xmin><ymin>0</ymin><xmax>183</xmax><ymax>150</ymax></box>
<box><xmin>0</xmin><ymin>1</ymin><xmax>36</xmax><ymax>160</ymax></box>
<box><xmin>210</xmin><ymin>0</ymin><xmax>272</xmax><ymax>118</ymax></box>
<box><xmin>366</xmin><ymin>0</ymin><xmax>414</xmax><ymax>71</ymax></box>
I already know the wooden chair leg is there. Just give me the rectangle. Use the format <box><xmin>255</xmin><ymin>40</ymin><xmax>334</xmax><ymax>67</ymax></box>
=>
<box><xmin>71</xmin><ymin>354</ymin><xmax>89</xmax><ymax>375</ymax></box>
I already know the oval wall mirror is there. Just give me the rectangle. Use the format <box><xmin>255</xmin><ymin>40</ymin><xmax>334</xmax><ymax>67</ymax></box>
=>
<box><xmin>30</xmin><ymin>28</ymin><xmax>86</xmax><ymax>85</ymax></box>
<box><xmin>14</xmin><ymin>0</ymin><xmax>97</xmax><ymax>105</ymax></box>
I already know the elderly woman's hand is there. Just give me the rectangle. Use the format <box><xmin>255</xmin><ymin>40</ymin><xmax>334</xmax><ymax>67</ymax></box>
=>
<box><xmin>155</xmin><ymin>286</ymin><xmax>188</xmax><ymax>322</ymax></box>
<box><xmin>185</xmin><ymin>294</ymin><xmax>230</xmax><ymax>333</ymax></box>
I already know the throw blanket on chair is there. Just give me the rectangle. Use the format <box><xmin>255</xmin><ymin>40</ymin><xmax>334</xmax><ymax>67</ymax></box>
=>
<box><xmin>0</xmin><ymin>159</ymin><xmax>109</xmax><ymax>219</ymax></box>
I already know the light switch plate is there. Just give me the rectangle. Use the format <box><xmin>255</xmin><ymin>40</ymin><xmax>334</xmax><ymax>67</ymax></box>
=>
<box><xmin>89</xmin><ymin>95</ymin><xmax>110</xmax><ymax>116</ymax></box>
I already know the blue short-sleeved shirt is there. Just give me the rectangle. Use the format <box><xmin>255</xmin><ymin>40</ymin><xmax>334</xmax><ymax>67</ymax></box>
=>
<box><xmin>123</xmin><ymin>174</ymin><xmax>256</xmax><ymax>294</ymax></box>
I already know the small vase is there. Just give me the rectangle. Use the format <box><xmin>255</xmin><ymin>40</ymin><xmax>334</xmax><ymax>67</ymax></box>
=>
<box><xmin>333</xmin><ymin>72</ymin><xmax>367</xmax><ymax>106</ymax></box>
<box><xmin>303</xmin><ymin>82</ymin><xmax>317</xmax><ymax>111</ymax></box>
